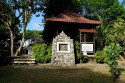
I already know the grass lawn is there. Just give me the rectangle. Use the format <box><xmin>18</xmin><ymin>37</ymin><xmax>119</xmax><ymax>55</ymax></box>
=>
<box><xmin>0</xmin><ymin>66</ymin><xmax>125</xmax><ymax>83</ymax></box>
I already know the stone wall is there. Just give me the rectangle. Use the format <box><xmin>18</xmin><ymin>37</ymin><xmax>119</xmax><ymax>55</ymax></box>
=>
<box><xmin>52</xmin><ymin>31</ymin><xmax>75</xmax><ymax>66</ymax></box>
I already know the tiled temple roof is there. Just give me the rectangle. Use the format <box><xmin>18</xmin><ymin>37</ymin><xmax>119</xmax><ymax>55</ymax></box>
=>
<box><xmin>46</xmin><ymin>10</ymin><xmax>102</xmax><ymax>24</ymax></box>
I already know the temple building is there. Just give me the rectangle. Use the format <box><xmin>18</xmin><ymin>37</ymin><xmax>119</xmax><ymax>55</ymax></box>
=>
<box><xmin>43</xmin><ymin>10</ymin><xmax>102</xmax><ymax>42</ymax></box>
<box><xmin>43</xmin><ymin>10</ymin><xmax>102</xmax><ymax>65</ymax></box>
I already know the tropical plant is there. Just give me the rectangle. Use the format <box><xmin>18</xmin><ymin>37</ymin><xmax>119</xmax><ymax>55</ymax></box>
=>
<box><xmin>85</xmin><ymin>0</ymin><xmax>125</xmax><ymax>50</ymax></box>
<box><xmin>104</xmin><ymin>43</ymin><xmax>122</xmax><ymax>81</ymax></box>
<box><xmin>105</xmin><ymin>18</ymin><xmax>125</xmax><ymax>56</ymax></box>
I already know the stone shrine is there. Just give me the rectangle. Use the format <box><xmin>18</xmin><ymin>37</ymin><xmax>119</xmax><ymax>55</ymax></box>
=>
<box><xmin>52</xmin><ymin>31</ymin><xmax>75</xmax><ymax>66</ymax></box>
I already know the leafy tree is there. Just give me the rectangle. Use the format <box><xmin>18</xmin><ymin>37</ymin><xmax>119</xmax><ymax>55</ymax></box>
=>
<box><xmin>105</xmin><ymin>18</ymin><xmax>125</xmax><ymax>43</ymax></box>
<box><xmin>101</xmin><ymin>18</ymin><xmax>125</xmax><ymax>80</ymax></box>
<box><xmin>0</xmin><ymin>0</ymin><xmax>48</xmax><ymax>56</ymax></box>
<box><xmin>0</xmin><ymin>1</ymin><xmax>21</xmax><ymax>56</ymax></box>
<box><xmin>88</xmin><ymin>0</ymin><xmax>125</xmax><ymax>50</ymax></box>
<box><xmin>83</xmin><ymin>0</ymin><xmax>125</xmax><ymax>22</ymax></box>
<box><xmin>105</xmin><ymin>18</ymin><xmax>125</xmax><ymax>56</ymax></box>
<box><xmin>44</xmin><ymin>0</ymin><xmax>84</xmax><ymax>17</ymax></box>
<box><xmin>20</xmin><ymin>30</ymin><xmax>44</xmax><ymax>44</ymax></box>
<box><xmin>0</xmin><ymin>21</ymin><xmax>10</xmax><ymax>41</ymax></box>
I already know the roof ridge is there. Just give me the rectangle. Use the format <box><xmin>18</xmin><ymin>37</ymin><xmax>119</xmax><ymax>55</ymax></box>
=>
<box><xmin>46</xmin><ymin>9</ymin><xmax>102</xmax><ymax>24</ymax></box>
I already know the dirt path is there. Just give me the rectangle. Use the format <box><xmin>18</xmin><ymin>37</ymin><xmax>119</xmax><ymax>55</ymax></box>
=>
<box><xmin>13</xmin><ymin>63</ymin><xmax>125</xmax><ymax>69</ymax></box>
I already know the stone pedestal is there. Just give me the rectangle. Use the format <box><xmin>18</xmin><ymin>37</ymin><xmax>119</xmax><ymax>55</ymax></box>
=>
<box><xmin>52</xmin><ymin>31</ymin><xmax>75</xmax><ymax>66</ymax></box>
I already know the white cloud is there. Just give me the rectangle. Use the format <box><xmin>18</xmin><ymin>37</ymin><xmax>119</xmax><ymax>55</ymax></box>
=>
<box><xmin>33</xmin><ymin>23</ymin><xmax>42</xmax><ymax>30</ymax></box>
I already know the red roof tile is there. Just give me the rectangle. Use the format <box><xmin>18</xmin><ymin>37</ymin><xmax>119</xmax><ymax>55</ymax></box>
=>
<box><xmin>46</xmin><ymin>10</ymin><xmax>102</xmax><ymax>24</ymax></box>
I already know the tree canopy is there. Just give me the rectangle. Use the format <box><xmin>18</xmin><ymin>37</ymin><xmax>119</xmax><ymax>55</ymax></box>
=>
<box><xmin>20</xmin><ymin>30</ymin><xmax>44</xmax><ymax>44</ymax></box>
<box><xmin>0</xmin><ymin>0</ymin><xmax>47</xmax><ymax>56</ymax></box>
<box><xmin>44</xmin><ymin>0</ymin><xmax>84</xmax><ymax>17</ymax></box>
<box><xmin>83</xmin><ymin>0</ymin><xmax>125</xmax><ymax>22</ymax></box>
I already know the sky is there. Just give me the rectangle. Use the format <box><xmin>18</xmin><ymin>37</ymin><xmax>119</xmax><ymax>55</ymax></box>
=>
<box><xmin>26</xmin><ymin>12</ymin><xmax>44</xmax><ymax>31</ymax></box>
<box><xmin>19</xmin><ymin>0</ymin><xmax>123</xmax><ymax>32</ymax></box>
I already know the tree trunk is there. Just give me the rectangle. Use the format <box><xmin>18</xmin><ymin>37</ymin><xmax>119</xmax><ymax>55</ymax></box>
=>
<box><xmin>14</xmin><ymin>25</ymin><xmax>26</xmax><ymax>56</ymax></box>
<box><xmin>10</xmin><ymin>30</ymin><xmax>14</xmax><ymax>56</ymax></box>
<box><xmin>14</xmin><ymin>9</ymin><xmax>28</xmax><ymax>56</ymax></box>
<box><xmin>7</xmin><ymin>25</ymin><xmax>14</xmax><ymax>56</ymax></box>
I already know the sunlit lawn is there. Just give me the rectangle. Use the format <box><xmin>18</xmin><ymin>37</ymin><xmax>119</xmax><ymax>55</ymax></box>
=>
<box><xmin>0</xmin><ymin>66</ymin><xmax>125</xmax><ymax>83</ymax></box>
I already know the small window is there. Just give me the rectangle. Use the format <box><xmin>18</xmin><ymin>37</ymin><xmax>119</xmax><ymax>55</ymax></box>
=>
<box><xmin>57</xmin><ymin>42</ymin><xmax>70</xmax><ymax>53</ymax></box>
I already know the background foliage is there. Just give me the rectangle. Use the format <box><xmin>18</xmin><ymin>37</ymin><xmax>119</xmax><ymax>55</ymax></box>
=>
<box><xmin>20</xmin><ymin>30</ymin><xmax>44</xmax><ymax>44</ymax></box>
<box><xmin>44</xmin><ymin>0</ymin><xmax>83</xmax><ymax>17</ymax></box>
<box><xmin>32</xmin><ymin>44</ymin><xmax>52</xmax><ymax>63</ymax></box>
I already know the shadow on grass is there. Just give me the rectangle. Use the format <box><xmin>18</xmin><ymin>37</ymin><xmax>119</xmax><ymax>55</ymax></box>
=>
<box><xmin>0</xmin><ymin>66</ymin><xmax>125</xmax><ymax>83</ymax></box>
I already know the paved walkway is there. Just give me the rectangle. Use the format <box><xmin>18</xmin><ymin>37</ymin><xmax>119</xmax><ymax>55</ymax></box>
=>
<box><xmin>14</xmin><ymin>63</ymin><xmax>125</xmax><ymax>69</ymax></box>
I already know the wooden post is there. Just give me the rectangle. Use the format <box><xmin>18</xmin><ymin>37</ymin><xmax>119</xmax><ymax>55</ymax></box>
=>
<box><xmin>93</xmin><ymin>33</ymin><xmax>95</xmax><ymax>62</ymax></box>
<box><xmin>80</xmin><ymin>31</ymin><xmax>81</xmax><ymax>63</ymax></box>
<box><xmin>84</xmin><ymin>33</ymin><xmax>86</xmax><ymax>43</ymax></box>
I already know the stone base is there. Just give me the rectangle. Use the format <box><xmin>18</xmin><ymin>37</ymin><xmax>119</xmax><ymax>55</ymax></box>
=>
<box><xmin>52</xmin><ymin>31</ymin><xmax>75</xmax><ymax>66</ymax></box>
<box><xmin>52</xmin><ymin>54</ymin><xmax>75</xmax><ymax>66</ymax></box>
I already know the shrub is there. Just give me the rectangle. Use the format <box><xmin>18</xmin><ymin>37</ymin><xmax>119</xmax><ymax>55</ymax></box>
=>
<box><xmin>32</xmin><ymin>44</ymin><xmax>52</xmax><ymax>63</ymax></box>
<box><xmin>95</xmin><ymin>50</ymin><xmax>106</xmax><ymax>63</ymax></box>
<box><xmin>80</xmin><ymin>55</ymin><xmax>87</xmax><ymax>63</ymax></box>
<box><xmin>46</xmin><ymin>44</ymin><xmax>52</xmax><ymax>62</ymax></box>
<box><xmin>104</xmin><ymin>43</ymin><xmax>122</xmax><ymax>81</ymax></box>
<box><xmin>74</xmin><ymin>41</ymin><xmax>80</xmax><ymax>63</ymax></box>
<box><xmin>74</xmin><ymin>41</ymin><xmax>87</xmax><ymax>63</ymax></box>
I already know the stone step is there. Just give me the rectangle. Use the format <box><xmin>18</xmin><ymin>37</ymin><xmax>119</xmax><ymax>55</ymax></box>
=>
<box><xmin>14</xmin><ymin>59</ymin><xmax>35</xmax><ymax>61</ymax></box>
<box><xmin>9</xmin><ymin>55</ymin><xmax>36</xmax><ymax>65</ymax></box>
<box><xmin>13</xmin><ymin>60</ymin><xmax>35</xmax><ymax>64</ymax></box>
<box><xmin>84</xmin><ymin>55</ymin><xmax>95</xmax><ymax>57</ymax></box>
<box><xmin>9</xmin><ymin>56</ymin><xmax>34</xmax><ymax>59</ymax></box>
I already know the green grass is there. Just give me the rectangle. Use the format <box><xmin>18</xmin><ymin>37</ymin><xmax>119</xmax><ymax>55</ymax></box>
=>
<box><xmin>0</xmin><ymin>66</ymin><xmax>125</xmax><ymax>83</ymax></box>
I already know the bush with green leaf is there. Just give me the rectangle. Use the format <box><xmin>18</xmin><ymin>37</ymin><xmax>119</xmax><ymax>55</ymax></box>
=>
<box><xmin>74</xmin><ymin>41</ymin><xmax>80</xmax><ymax>58</ymax></box>
<box><xmin>95</xmin><ymin>50</ymin><xmax>106</xmax><ymax>63</ymax></box>
<box><xmin>74</xmin><ymin>41</ymin><xmax>87</xmax><ymax>63</ymax></box>
<box><xmin>80</xmin><ymin>54</ymin><xmax>87</xmax><ymax>63</ymax></box>
<box><xmin>46</xmin><ymin>44</ymin><xmax>52</xmax><ymax>62</ymax></box>
<box><xmin>32</xmin><ymin>44</ymin><xmax>52</xmax><ymax>63</ymax></box>
<box><xmin>104</xmin><ymin>43</ymin><xmax>122</xmax><ymax>81</ymax></box>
